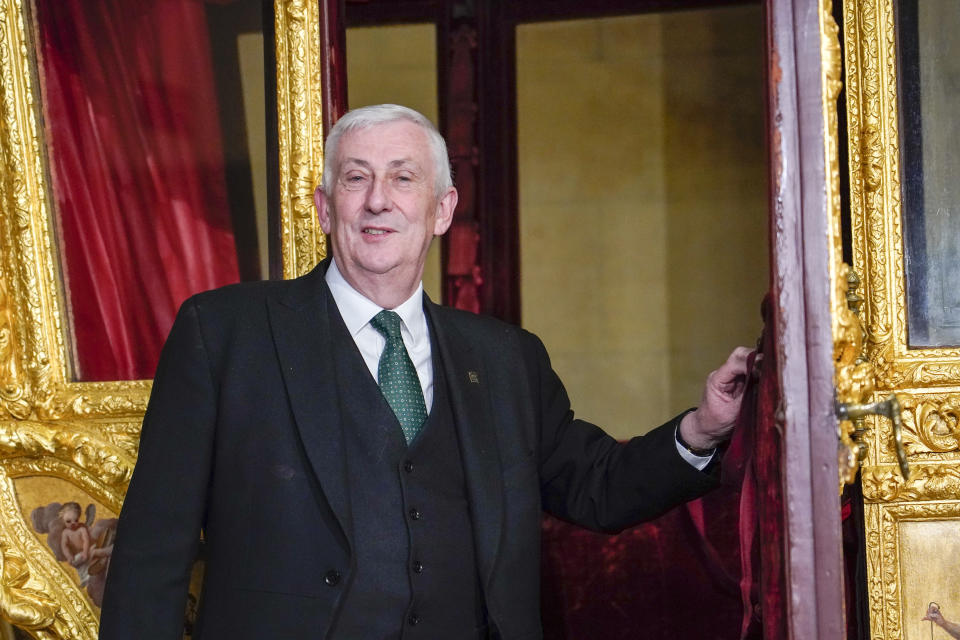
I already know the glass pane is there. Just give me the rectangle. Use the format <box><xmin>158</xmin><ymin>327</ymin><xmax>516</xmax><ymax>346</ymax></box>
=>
<box><xmin>517</xmin><ymin>6</ymin><xmax>766</xmax><ymax>439</ymax></box>
<box><xmin>346</xmin><ymin>23</ymin><xmax>442</xmax><ymax>301</ymax></box>
<box><xmin>898</xmin><ymin>0</ymin><xmax>960</xmax><ymax>348</ymax></box>
<box><xmin>31</xmin><ymin>0</ymin><xmax>269</xmax><ymax>381</ymax></box>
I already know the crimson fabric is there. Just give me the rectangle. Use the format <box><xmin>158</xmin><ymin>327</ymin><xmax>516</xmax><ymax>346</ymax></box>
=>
<box><xmin>540</xmin><ymin>489</ymin><xmax>747</xmax><ymax>639</ymax></box>
<box><xmin>36</xmin><ymin>0</ymin><xmax>240</xmax><ymax>381</ymax></box>
<box><xmin>541</xmin><ymin>296</ymin><xmax>785</xmax><ymax>639</ymax></box>
<box><xmin>751</xmin><ymin>295</ymin><xmax>788</xmax><ymax>640</ymax></box>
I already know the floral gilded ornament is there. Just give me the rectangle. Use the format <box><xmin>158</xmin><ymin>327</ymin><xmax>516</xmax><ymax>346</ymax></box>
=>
<box><xmin>898</xmin><ymin>395</ymin><xmax>960</xmax><ymax>454</ymax></box>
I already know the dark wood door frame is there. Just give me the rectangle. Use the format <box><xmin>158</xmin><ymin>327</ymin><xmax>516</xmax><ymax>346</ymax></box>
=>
<box><xmin>765</xmin><ymin>0</ymin><xmax>845</xmax><ymax>637</ymax></box>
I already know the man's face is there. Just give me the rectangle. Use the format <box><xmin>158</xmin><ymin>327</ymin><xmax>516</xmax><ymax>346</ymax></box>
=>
<box><xmin>316</xmin><ymin>120</ymin><xmax>457</xmax><ymax>299</ymax></box>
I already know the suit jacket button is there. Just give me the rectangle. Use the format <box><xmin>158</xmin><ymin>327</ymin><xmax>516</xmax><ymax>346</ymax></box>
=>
<box><xmin>324</xmin><ymin>569</ymin><xmax>341</xmax><ymax>586</ymax></box>
<box><xmin>412</xmin><ymin>560</ymin><xmax>423</xmax><ymax>574</ymax></box>
<box><xmin>409</xmin><ymin>507</ymin><xmax>421</xmax><ymax>520</ymax></box>
<box><xmin>408</xmin><ymin>613</ymin><xmax>421</xmax><ymax>626</ymax></box>
<box><xmin>403</xmin><ymin>460</ymin><xmax>414</xmax><ymax>473</ymax></box>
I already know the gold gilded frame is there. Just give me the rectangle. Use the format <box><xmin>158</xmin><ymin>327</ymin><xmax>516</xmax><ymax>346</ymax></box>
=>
<box><xmin>820</xmin><ymin>0</ymin><xmax>872</xmax><ymax>494</ymax></box>
<box><xmin>843</xmin><ymin>0</ymin><xmax>960</xmax><ymax>637</ymax></box>
<box><xmin>0</xmin><ymin>0</ymin><xmax>325</xmax><ymax>636</ymax></box>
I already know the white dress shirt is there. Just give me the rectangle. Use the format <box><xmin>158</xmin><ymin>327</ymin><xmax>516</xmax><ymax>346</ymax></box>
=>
<box><xmin>324</xmin><ymin>257</ymin><xmax>711</xmax><ymax>469</ymax></box>
<box><xmin>325</xmin><ymin>258</ymin><xmax>435</xmax><ymax>411</ymax></box>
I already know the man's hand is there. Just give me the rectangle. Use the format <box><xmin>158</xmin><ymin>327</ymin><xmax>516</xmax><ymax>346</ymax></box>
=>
<box><xmin>679</xmin><ymin>346</ymin><xmax>755</xmax><ymax>451</ymax></box>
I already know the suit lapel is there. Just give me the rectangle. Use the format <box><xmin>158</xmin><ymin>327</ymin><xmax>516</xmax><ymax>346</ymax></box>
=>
<box><xmin>426</xmin><ymin>300</ymin><xmax>504</xmax><ymax>590</ymax></box>
<box><xmin>267</xmin><ymin>261</ymin><xmax>352</xmax><ymax>548</ymax></box>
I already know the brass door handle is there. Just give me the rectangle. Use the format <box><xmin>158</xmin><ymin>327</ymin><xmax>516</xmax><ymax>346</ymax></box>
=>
<box><xmin>837</xmin><ymin>394</ymin><xmax>909</xmax><ymax>480</ymax></box>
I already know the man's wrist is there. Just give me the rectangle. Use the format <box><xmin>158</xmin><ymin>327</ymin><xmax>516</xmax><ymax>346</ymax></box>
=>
<box><xmin>676</xmin><ymin>427</ymin><xmax>716</xmax><ymax>457</ymax></box>
<box><xmin>677</xmin><ymin>410</ymin><xmax>718</xmax><ymax>454</ymax></box>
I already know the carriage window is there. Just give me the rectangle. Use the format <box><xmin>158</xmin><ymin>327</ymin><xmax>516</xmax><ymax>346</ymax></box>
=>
<box><xmin>31</xmin><ymin>0</ymin><xmax>270</xmax><ymax>381</ymax></box>
<box><xmin>898</xmin><ymin>0</ymin><xmax>960</xmax><ymax>348</ymax></box>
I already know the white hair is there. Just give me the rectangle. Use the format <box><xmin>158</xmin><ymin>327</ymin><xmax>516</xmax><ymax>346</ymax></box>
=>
<box><xmin>320</xmin><ymin>104</ymin><xmax>453</xmax><ymax>196</ymax></box>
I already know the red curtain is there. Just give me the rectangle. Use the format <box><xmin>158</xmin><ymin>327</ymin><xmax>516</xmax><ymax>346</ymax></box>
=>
<box><xmin>540</xmin><ymin>490</ymin><xmax>749</xmax><ymax>640</ymax></box>
<box><xmin>36</xmin><ymin>0</ymin><xmax>241</xmax><ymax>381</ymax></box>
<box><xmin>541</xmin><ymin>297</ymin><xmax>785</xmax><ymax>639</ymax></box>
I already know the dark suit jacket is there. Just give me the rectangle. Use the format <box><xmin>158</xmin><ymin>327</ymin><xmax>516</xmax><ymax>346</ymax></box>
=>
<box><xmin>98</xmin><ymin>259</ymin><xmax>719</xmax><ymax>640</ymax></box>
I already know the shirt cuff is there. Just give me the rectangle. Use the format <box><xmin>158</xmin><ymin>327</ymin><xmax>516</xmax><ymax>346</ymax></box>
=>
<box><xmin>674</xmin><ymin>427</ymin><xmax>715</xmax><ymax>471</ymax></box>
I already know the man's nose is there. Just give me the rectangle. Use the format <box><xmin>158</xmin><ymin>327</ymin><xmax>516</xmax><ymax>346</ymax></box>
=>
<box><xmin>364</xmin><ymin>177</ymin><xmax>392</xmax><ymax>213</ymax></box>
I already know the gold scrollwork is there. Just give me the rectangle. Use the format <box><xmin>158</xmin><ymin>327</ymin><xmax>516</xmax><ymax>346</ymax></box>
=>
<box><xmin>0</xmin><ymin>542</ymin><xmax>63</xmax><ymax>636</ymax></box>
<box><xmin>823</xmin><ymin>0</ymin><xmax>874</xmax><ymax>491</ymax></box>
<box><xmin>0</xmin><ymin>0</ymin><xmax>67</xmax><ymax>423</ymax></box>
<box><xmin>845</xmin><ymin>0</ymin><xmax>960</xmax><ymax>392</ymax></box>
<box><xmin>0</xmin><ymin>0</ymin><xmax>326</xmax><ymax>635</ymax></box>
<box><xmin>861</xmin><ymin>463</ymin><xmax>960</xmax><ymax>503</ymax></box>
<box><xmin>0</xmin><ymin>421</ymin><xmax>134</xmax><ymax>495</ymax></box>
<box><xmin>0</xmin><ymin>276</ymin><xmax>29</xmax><ymax>421</ymax></box>
<box><xmin>872</xmin><ymin>342</ymin><xmax>960</xmax><ymax>388</ymax></box>
<box><xmin>844</xmin><ymin>0</ymin><xmax>960</xmax><ymax>635</ymax></box>
<box><xmin>897</xmin><ymin>394</ymin><xmax>960</xmax><ymax>455</ymax></box>
<box><xmin>834</xmin><ymin>263</ymin><xmax>877</xmax><ymax>489</ymax></box>
<box><xmin>274</xmin><ymin>0</ymin><xmax>327</xmax><ymax>279</ymax></box>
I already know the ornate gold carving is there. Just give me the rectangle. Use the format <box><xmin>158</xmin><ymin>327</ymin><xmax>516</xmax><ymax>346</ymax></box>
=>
<box><xmin>0</xmin><ymin>0</ymin><xmax>68</xmax><ymax>421</ymax></box>
<box><xmin>898</xmin><ymin>394</ymin><xmax>960</xmax><ymax>454</ymax></box>
<box><xmin>872</xmin><ymin>345</ymin><xmax>960</xmax><ymax>388</ymax></box>
<box><xmin>274</xmin><ymin>0</ymin><xmax>327</xmax><ymax>279</ymax></box>
<box><xmin>821</xmin><ymin>0</ymin><xmax>843</xmax><ymax>293</ymax></box>
<box><xmin>0</xmin><ymin>544</ymin><xmax>60</xmax><ymax>634</ymax></box>
<box><xmin>0</xmin><ymin>277</ymin><xmax>30</xmax><ymax>421</ymax></box>
<box><xmin>844</xmin><ymin>0</ymin><xmax>960</xmax><ymax>637</ymax></box>
<box><xmin>835</xmin><ymin>264</ymin><xmax>877</xmax><ymax>489</ymax></box>
<box><xmin>861</xmin><ymin>464</ymin><xmax>960</xmax><ymax>503</ymax></box>
<box><xmin>845</xmin><ymin>0</ymin><xmax>960</xmax><ymax>392</ymax></box>
<box><xmin>823</xmin><ymin>0</ymin><xmax>874</xmax><ymax>491</ymax></box>
<box><xmin>0</xmin><ymin>0</ymin><xmax>326</xmax><ymax>635</ymax></box>
<box><xmin>863</xmin><ymin>504</ymin><xmax>884</xmax><ymax>640</ymax></box>
<box><xmin>0</xmin><ymin>421</ymin><xmax>133</xmax><ymax>497</ymax></box>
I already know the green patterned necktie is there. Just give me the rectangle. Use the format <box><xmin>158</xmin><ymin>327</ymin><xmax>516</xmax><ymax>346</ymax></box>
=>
<box><xmin>370</xmin><ymin>310</ymin><xmax>427</xmax><ymax>444</ymax></box>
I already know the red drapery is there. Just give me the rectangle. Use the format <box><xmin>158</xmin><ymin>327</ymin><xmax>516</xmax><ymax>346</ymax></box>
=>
<box><xmin>36</xmin><ymin>0</ymin><xmax>241</xmax><ymax>381</ymax></box>
<box><xmin>541</xmin><ymin>296</ymin><xmax>786</xmax><ymax>639</ymax></box>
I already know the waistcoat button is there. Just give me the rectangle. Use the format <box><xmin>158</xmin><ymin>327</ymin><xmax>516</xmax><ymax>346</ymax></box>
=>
<box><xmin>323</xmin><ymin>569</ymin><xmax>341</xmax><ymax>586</ymax></box>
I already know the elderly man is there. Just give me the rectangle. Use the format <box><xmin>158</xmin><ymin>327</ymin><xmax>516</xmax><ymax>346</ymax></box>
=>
<box><xmin>99</xmin><ymin>104</ymin><xmax>750</xmax><ymax>639</ymax></box>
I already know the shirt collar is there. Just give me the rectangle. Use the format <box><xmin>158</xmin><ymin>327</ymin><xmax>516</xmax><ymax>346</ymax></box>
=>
<box><xmin>325</xmin><ymin>257</ymin><xmax>427</xmax><ymax>341</ymax></box>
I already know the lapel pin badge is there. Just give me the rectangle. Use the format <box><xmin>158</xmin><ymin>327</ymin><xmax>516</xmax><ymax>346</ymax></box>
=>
<box><xmin>468</xmin><ymin>371</ymin><xmax>480</xmax><ymax>384</ymax></box>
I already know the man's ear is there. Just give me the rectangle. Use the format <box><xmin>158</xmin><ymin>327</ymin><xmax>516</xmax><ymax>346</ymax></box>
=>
<box><xmin>433</xmin><ymin>187</ymin><xmax>458</xmax><ymax>236</ymax></box>
<box><xmin>314</xmin><ymin>186</ymin><xmax>332</xmax><ymax>234</ymax></box>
